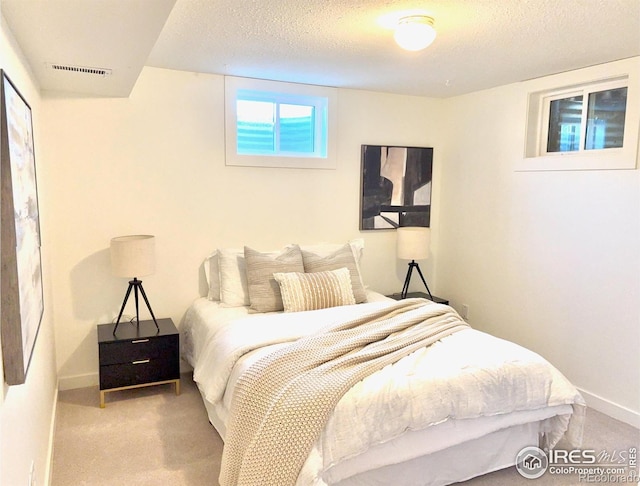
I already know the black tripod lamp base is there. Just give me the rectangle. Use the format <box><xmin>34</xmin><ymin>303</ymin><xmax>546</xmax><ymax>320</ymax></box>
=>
<box><xmin>113</xmin><ymin>278</ymin><xmax>159</xmax><ymax>335</ymax></box>
<box><xmin>401</xmin><ymin>260</ymin><xmax>433</xmax><ymax>301</ymax></box>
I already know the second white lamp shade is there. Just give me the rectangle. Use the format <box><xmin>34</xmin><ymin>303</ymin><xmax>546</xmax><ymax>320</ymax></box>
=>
<box><xmin>397</xmin><ymin>227</ymin><xmax>430</xmax><ymax>260</ymax></box>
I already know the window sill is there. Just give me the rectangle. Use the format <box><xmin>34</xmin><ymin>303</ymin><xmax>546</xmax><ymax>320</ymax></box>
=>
<box><xmin>517</xmin><ymin>148</ymin><xmax>638</xmax><ymax>172</ymax></box>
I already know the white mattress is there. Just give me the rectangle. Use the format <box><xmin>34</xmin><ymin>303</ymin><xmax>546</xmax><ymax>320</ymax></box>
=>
<box><xmin>183</xmin><ymin>292</ymin><xmax>585</xmax><ymax>485</ymax></box>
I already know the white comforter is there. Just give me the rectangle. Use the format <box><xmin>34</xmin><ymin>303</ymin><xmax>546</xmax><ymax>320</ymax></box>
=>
<box><xmin>185</xmin><ymin>296</ymin><xmax>585</xmax><ymax>485</ymax></box>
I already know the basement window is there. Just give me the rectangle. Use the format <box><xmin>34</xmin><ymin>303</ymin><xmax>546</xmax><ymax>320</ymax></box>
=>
<box><xmin>225</xmin><ymin>76</ymin><xmax>337</xmax><ymax>169</ymax></box>
<box><xmin>520</xmin><ymin>68</ymin><xmax>638</xmax><ymax>171</ymax></box>
<box><xmin>542</xmin><ymin>80</ymin><xmax>627</xmax><ymax>154</ymax></box>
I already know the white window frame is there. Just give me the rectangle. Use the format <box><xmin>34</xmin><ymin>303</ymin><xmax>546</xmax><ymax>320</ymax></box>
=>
<box><xmin>225</xmin><ymin>76</ymin><xmax>338</xmax><ymax>169</ymax></box>
<box><xmin>519</xmin><ymin>60</ymin><xmax>639</xmax><ymax>171</ymax></box>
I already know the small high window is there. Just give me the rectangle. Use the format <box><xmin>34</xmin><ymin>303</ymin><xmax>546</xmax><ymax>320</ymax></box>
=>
<box><xmin>542</xmin><ymin>81</ymin><xmax>627</xmax><ymax>155</ymax></box>
<box><xmin>520</xmin><ymin>62</ymin><xmax>638</xmax><ymax>172</ymax></box>
<box><xmin>225</xmin><ymin>77</ymin><xmax>337</xmax><ymax>169</ymax></box>
<box><xmin>236</xmin><ymin>92</ymin><xmax>326</xmax><ymax>157</ymax></box>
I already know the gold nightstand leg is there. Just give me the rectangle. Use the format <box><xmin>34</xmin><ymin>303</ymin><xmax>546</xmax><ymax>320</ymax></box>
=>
<box><xmin>99</xmin><ymin>379</ymin><xmax>180</xmax><ymax>408</ymax></box>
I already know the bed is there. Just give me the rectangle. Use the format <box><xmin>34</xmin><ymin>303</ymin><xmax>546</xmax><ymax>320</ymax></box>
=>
<box><xmin>182</xmin><ymin>240</ymin><xmax>585</xmax><ymax>485</ymax></box>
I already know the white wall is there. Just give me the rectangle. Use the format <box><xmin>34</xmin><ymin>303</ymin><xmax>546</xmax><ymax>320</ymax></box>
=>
<box><xmin>41</xmin><ymin>67</ymin><xmax>446</xmax><ymax>389</ymax></box>
<box><xmin>0</xmin><ymin>13</ymin><xmax>58</xmax><ymax>486</ymax></box>
<box><xmin>438</xmin><ymin>58</ymin><xmax>640</xmax><ymax>426</ymax></box>
<box><xmin>37</xmin><ymin>51</ymin><xmax>640</xmax><ymax>435</ymax></box>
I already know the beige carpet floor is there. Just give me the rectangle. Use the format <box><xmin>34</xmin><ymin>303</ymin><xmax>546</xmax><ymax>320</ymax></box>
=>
<box><xmin>51</xmin><ymin>373</ymin><xmax>639</xmax><ymax>486</ymax></box>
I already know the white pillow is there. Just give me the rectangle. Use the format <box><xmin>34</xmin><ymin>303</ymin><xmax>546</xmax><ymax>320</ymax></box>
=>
<box><xmin>218</xmin><ymin>248</ymin><xmax>250</xmax><ymax>307</ymax></box>
<box><xmin>203</xmin><ymin>251</ymin><xmax>220</xmax><ymax>301</ymax></box>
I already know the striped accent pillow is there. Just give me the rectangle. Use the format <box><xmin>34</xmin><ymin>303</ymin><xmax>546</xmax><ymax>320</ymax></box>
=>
<box><xmin>273</xmin><ymin>267</ymin><xmax>356</xmax><ymax>313</ymax></box>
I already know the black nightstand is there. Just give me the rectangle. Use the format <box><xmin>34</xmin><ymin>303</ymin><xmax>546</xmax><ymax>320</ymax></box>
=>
<box><xmin>387</xmin><ymin>292</ymin><xmax>449</xmax><ymax>305</ymax></box>
<box><xmin>97</xmin><ymin>318</ymin><xmax>180</xmax><ymax>408</ymax></box>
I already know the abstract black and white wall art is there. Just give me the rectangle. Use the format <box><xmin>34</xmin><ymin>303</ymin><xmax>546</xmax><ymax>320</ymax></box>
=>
<box><xmin>360</xmin><ymin>145</ymin><xmax>433</xmax><ymax>230</ymax></box>
<box><xmin>1</xmin><ymin>71</ymin><xmax>44</xmax><ymax>385</ymax></box>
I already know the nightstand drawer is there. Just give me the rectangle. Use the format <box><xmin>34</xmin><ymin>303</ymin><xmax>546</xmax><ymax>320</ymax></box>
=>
<box><xmin>99</xmin><ymin>357</ymin><xmax>180</xmax><ymax>390</ymax></box>
<box><xmin>99</xmin><ymin>334</ymin><xmax>178</xmax><ymax>366</ymax></box>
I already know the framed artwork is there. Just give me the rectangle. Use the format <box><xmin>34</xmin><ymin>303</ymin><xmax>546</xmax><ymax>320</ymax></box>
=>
<box><xmin>1</xmin><ymin>70</ymin><xmax>44</xmax><ymax>385</ymax></box>
<box><xmin>360</xmin><ymin>145</ymin><xmax>433</xmax><ymax>230</ymax></box>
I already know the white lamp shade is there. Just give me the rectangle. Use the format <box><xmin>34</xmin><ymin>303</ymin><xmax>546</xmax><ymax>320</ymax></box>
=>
<box><xmin>110</xmin><ymin>235</ymin><xmax>155</xmax><ymax>278</ymax></box>
<box><xmin>394</xmin><ymin>16</ymin><xmax>436</xmax><ymax>51</ymax></box>
<box><xmin>397</xmin><ymin>227</ymin><xmax>430</xmax><ymax>260</ymax></box>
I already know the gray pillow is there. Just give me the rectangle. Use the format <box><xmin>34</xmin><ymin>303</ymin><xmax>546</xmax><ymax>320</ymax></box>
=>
<box><xmin>302</xmin><ymin>243</ymin><xmax>366</xmax><ymax>303</ymax></box>
<box><xmin>244</xmin><ymin>245</ymin><xmax>304</xmax><ymax>312</ymax></box>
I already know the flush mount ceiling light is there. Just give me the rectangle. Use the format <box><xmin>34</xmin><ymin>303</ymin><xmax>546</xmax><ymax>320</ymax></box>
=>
<box><xmin>394</xmin><ymin>15</ymin><xmax>436</xmax><ymax>51</ymax></box>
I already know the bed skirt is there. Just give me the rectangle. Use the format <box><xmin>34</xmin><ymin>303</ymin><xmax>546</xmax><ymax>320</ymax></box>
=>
<box><xmin>197</xmin><ymin>383</ymin><xmax>572</xmax><ymax>486</ymax></box>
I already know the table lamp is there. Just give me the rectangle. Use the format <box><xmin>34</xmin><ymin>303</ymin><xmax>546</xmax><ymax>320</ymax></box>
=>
<box><xmin>110</xmin><ymin>234</ymin><xmax>159</xmax><ymax>334</ymax></box>
<box><xmin>397</xmin><ymin>226</ymin><xmax>433</xmax><ymax>300</ymax></box>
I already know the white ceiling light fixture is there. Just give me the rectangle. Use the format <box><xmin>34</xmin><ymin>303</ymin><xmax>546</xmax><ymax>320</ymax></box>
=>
<box><xmin>394</xmin><ymin>15</ymin><xmax>436</xmax><ymax>51</ymax></box>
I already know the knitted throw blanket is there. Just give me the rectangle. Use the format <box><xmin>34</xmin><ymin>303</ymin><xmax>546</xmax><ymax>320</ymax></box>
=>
<box><xmin>219</xmin><ymin>299</ymin><xmax>469</xmax><ymax>486</ymax></box>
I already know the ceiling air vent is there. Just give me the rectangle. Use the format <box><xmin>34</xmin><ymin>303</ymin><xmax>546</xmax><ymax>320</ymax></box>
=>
<box><xmin>46</xmin><ymin>63</ymin><xmax>112</xmax><ymax>77</ymax></box>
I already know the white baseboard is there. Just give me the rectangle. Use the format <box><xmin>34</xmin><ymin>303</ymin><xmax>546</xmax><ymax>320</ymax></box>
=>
<box><xmin>44</xmin><ymin>381</ymin><xmax>59</xmax><ymax>486</ymax></box>
<box><xmin>578</xmin><ymin>387</ymin><xmax>640</xmax><ymax>428</ymax></box>
<box><xmin>58</xmin><ymin>372</ymin><xmax>98</xmax><ymax>391</ymax></box>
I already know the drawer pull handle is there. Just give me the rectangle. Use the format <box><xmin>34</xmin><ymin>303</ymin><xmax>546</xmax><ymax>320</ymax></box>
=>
<box><xmin>132</xmin><ymin>359</ymin><xmax>150</xmax><ymax>365</ymax></box>
<box><xmin>131</xmin><ymin>339</ymin><xmax>149</xmax><ymax>344</ymax></box>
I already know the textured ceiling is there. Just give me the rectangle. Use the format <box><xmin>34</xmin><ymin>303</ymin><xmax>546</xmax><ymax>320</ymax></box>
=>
<box><xmin>3</xmin><ymin>0</ymin><xmax>640</xmax><ymax>98</ymax></box>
